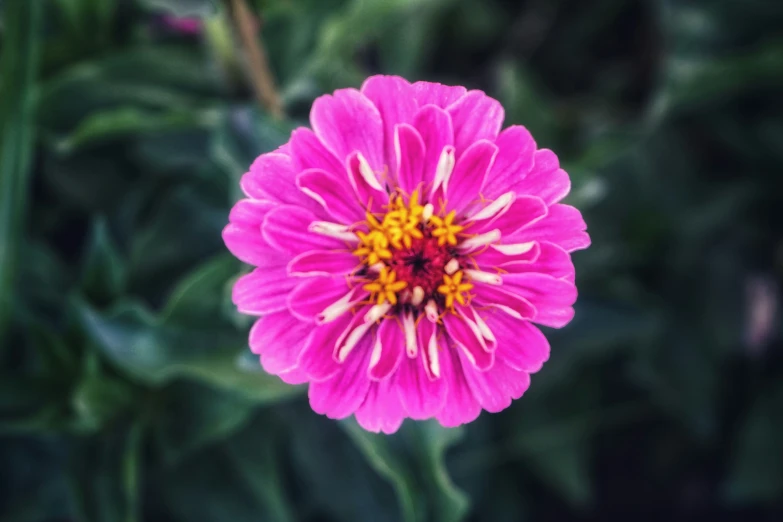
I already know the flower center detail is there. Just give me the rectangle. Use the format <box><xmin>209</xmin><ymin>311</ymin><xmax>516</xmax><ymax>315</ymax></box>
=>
<box><xmin>354</xmin><ymin>190</ymin><xmax>473</xmax><ymax>312</ymax></box>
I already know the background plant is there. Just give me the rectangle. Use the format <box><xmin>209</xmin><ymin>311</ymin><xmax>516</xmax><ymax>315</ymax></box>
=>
<box><xmin>1</xmin><ymin>0</ymin><xmax>782</xmax><ymax>520</ymax></box>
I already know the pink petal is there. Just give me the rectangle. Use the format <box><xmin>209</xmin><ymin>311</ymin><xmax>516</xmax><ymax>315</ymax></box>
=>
<box><xmin>443</xmin><ymin>310</ymin><xmax>494</xmax><ymax>371</ymax></box>
<box><xmin>296</xmin><ymin>168</ymin><xmax>363</xmax><ymax>224</ymax></box>
<box><xmin>412</xmin><ymin>104</ymin><xmax>454</xmax><ymax>193</ymax></box>
<box><xmin>308</xmin><ymin>337</ymin><xmax>373</xmax><ymax>419</ymax></box>
<box><xmin>472</xmin><ymin>282</ymin><xmax>537</xmax><ymax>320</ymax></box>
<box><xmin>435</xmin><ymin>344</ymin><xmax>481</xmax><ymax>427</ymax></box>
<box><xmin>503</xmin><ymin>241</ymin><xmax>575</xmax><ymax>283</ymax></box>
<box><xmin>417</xmin><ymin>318</ymin><xmax>443</xmax><ymax>380</ymax></box>
<box><xmin>228</xmin><ymin>198</ymin><xmax>277</xmax><ymax>228</ymax></box>
<box><xmin>502</xmin><ymin>273</ymin><xmax>577</xmax><ymax>328</ymax></box>
<box><xmin>472</xmin><ymin>195</ymin><xmax>547</xmax><ymax>236</ymax></box>
<box><xmin>249</xmin><ymin>311</ymin><xmax>310</xmax><ymax>374</ymax></box>
<box><xmin>262</xmin><ymin>206</ymin><xmax>343</xmax><ymax>256</ymax></box>
<box><xmin>511</xmin><ymin>204</ymin><xmax>590</xmax><ymax>253</ymax></box>
<box><xmin>412</xmin><ymin>81</ymin><xmax>467</xmax><ymax>108</ymax></box>
<box><xmin>222</xmin><ymin>223</ymin><xmax>287</xmax><ymax>269</ymax></box>
<box><xmin>447</xmin><ymin>90</ymin><xmax>504</xmax><ymax>156</ymax></box>
<box><xmin>297</xmin><ymin>312</ymin><xmax>356</xmax><ymax>381</ymax></box>
<box><xmin>394</xmin><ymin>123</ymin><xmax>426</xmax><ymax>195</ymax></box>
<box><xmin>287</xmin><ymin>276</ymin><xmax>356</xmax><ymax>322</ymax></box>
<box><xmin>278</xmin><ymin>367</ymin><xmax>309</xmax><ymax>385</ymax></box>
<box><xmin>355</xmin><ymin>378</ymin><xmax>406</xmax><ymax>434</ymax></box>
<box><xmin>240</xmin><ymin>152</ymin><xmax>325</xmax><ymax>217</ymax></box>
<box><xmin>484</xmin><ymin>126</ymin><xmax>536</xmax><ymax>200</ymax></box>
<box><xmin>512</xmin><ymin>149</ymin><xmax>571</xmax><ymax>205</ymax></box>
<box><xmin>289</xmin><ymin>127</ymin><xmax>345</xmax><ymax>176</ymax></box>
<box><xmin>310</xmin><ymin>88</ymin><xmax>384</xmax><ymax>171</ymax></box>
<box><xmin>446</xmin><ymin>140</ymin><xmax>498</xmax><ymax>214</ymax></box>
<box><xmin>346</xmin><ymin>151</ymin><xmax>389</xmax><ymax>214</ymax></box>
<box><xmin>361</xmin><ymin>75</ymin><xmax>418</xmax><ymax>177</ymax></box>
<box><xmin>232</xmin><ymin>266</ymin><xmax>296</xmax><ymax>315</ymax></box>
<box><xmin>369</xmin><ymin>320</ymin><xmax>405</xmax><ymax>381</ymax></box>
<box><xmin>483</xmin><ymin>312</ymin><xmax>550</xmax><ymax>373</ymax></box>
<box><xmin>288</xmin><ymin>250</ymin><xmax>357</xmax><ymax>277</ymax></box>
<box><xmin>460</xmin><ymin>357</ymin><xmax>531</xmax><ymax>413</ymax></box>
<box><xmin>395</xmin><ymin>321</ymin><xmax>449</xmax><ymax>419</ymax></box>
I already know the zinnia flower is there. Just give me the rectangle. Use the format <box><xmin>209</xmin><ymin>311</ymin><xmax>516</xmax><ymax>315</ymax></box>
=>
<box><xmin>223</xmin><ymin>76</ymin><xmax>590</xmax><ymax>433</ymax></box>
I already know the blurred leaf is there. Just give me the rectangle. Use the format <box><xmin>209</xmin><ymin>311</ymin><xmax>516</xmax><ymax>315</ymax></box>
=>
<box><xmin>161</xmin><ymin>253</ymin><xmax>239</xmax><ymax>324</ymax></box>
<box><xmin>342</xmin><ymin>420</ymin><xmax>469</xmax><ymax>522</ymax></box>
<box><xmin>55</xmin><ymin>107</ymin><xmax>219</xmax><ymax>153</ymax></box>
<box><xmin>81</xmin><ymin>218</ymin><xmax>126</xmax><ymax>303</ymax></box>
<box><xmin>152</xmin><ymin>380</ymin><xmax>255</xmax><ymax>465</ymax></box>
<box><xmin>158</xmin><ymin>413</ymin><xmax>295</xmax><ymax>522</ymax></box>
<box><xmin>211</xmin><ymin>106</ymin><xmax>295</xmax><ymax>182</ymax></box>
<box><xmin>724</xmin><ymin>386</ymin><xmax>783</xmax><ymax>504</ymax></box>
<box><xmin>68</xmin><ymin>420</ymin><xmax>143</xmax><ymax>522</ymax></box>
<box><xmin>78</xmin><ymin>300</ymin><xmax>302</xmax><ymax>403</ymax></box>
<box><xmin>143</xmin><ymin>0</ymin><xmax>218</xmax><ymax>17</ymax></box>
<box><xmin>70</xmin><ymin>375</ymin><xmax>135</xmax><ymax>433</ymax></box>
<box><xmin>0</xmin><ymin>0</ymin><xmax>42</xmax><ymax>338</ymax></box>
<box><xmin>38</xmin><ymin>47</ymin><xmax>223</xmax><ymax>133</ymax></box>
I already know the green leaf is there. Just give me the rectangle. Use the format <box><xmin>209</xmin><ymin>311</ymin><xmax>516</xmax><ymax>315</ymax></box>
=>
<box><xmin>152</xmin><ymin>380</ymin><xmax>255</xmax><ymax>465</ymax></box>
<box><xmin>0</xmin><ymin>0</ymin><xmax>42</xmax><ymax>339</ymax></box>
<box><xmin>342</xmin><ymin>420</ymin><xmax>469</xmax><ymax>522</ymax></box>
<box><xmin>724</xmin><ymin>387</ymin><xmax>783</xmax><ymax>504</ymax></box>
<box><xmin>156</xmin><ymin>413</ymin><xmax>296</xmax><ymax>522</ymax></box>
<box><xmin>55</xmin><ymin>107</ymin><xmax>219</xmax><ymax>153</ymax></box>
<box><xmin>77</xmin><ymin>300</ymin><xmax>302</xmax><ymax>403</ymax></box>
<box><xmin>142</xmin><ymin>0</ymin><xmax>218</xmax><ymax>18</ymax></box>
<box><xmin>81</xmin><ymin>218</ymin><xmax>126</xmax><ymax>304</ymax></box>
<box><xmin>70</xmin><ymin>375</ymin><xmax>135</xmax><ymax>433</ymax></box>
<box><xmin>160</xmin><ymin>254</ymin><xmax>239</xmax><ymax>325</ymax></box>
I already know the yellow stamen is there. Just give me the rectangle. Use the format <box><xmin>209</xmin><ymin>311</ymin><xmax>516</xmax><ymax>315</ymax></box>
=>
<box><xmin>363</xmin><ymin>267</ymin><xmax>408</xmax><ymax>306</ymax></box>
<box><xmin>437</xmin><ymin>270</ymin><xmax>474</xmax><ymax>311</ymax></box>
<box><xmin>430</xmin><ymin>210</ymin><xmax>464</xmax><ymax>246</ymax></box>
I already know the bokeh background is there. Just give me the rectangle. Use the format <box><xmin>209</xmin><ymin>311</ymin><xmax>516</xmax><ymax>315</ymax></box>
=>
<box><xmin>2</xmin><ymin>0</ymin><xmax>783</xmax><ymax>520</ymax></box>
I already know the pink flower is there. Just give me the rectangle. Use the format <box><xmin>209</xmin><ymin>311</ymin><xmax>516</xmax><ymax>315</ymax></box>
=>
<box><xmin>223</xmin><ymin>76</ymin><xmax>590</xmax><ymax>433</ymax></box>
<box><xmin>159</xmin><ymin>15</ymin><xmax>202</xmax><ymax>35</ymax></box>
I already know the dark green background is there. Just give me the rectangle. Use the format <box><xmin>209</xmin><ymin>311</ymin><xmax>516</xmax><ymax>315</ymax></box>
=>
<box><xmin>1</xmin><ymin>0</ymin><xmax>782</xmax><ymax>520</ymax></box>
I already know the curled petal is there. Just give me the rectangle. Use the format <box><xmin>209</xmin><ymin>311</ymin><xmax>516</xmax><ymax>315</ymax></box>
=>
<box><xmin>232</xmin><ymin>267</ymin><xmax>296</xmax><ymax>315</ymax></box>
<box><xmin>502</xmin><ymin>241</ymin><xmax>575</xmax><ymax>282</ymax></box>
<box><xmin>412</xmin><ymin>104</ymin><xmax>454</xmax><ymax>192</ymax></box>
<box><xmin>443</xmin><ymin>308</ymin><xmax>494</xmax><ymax>371</ymax></box>
<box><xmin>347</xmin><ymin>151</ymin><xmax>389</xmax><ymax>214</ymax></box>
<box><xmin>287</xmin><ymin>276</ymin><xmax>356</xmax><ymax>322</ymax></box>
<box><xmin>361</xmin><ymin>75</ymin><xmax>418</xmax><ymax>177</ymax></box>
<box><xmin>311</xmin><ymin>88</ymin><xmax>384</xmax><ymax>172</ymax></box>
<box><xmin>262</xmin><ymin>206</ymin><xmax>343</xmax><ymax>256</ymax></box>
<box><xmin>472</xmin><ymin>195</ymin><xmax>547</xmax><ymax>236</ymax></box>
<box><xmin>355</xmin><ymin>378</ymin><xmax>406</xmax><ymax>434</ymax></box>
<box><xmin>394</xmin><ymin>123</ymin><xmax>426</xmax><ymax>195</ymax></box>
<box><xmin>472</xmin><ymin>282</ymin><xmax>537</xmax><ymax>320</ymax></box>
<box><xmin>369</xmin><ymin>320</ymin><xmax>405</xmax><ymax>381</ymax></box>
<box><xmin>308</xmin><ymin>337</ymin><xmax>373</xmax><ymax>419</ymax></box>
<box><xmin>297</xmin><ymin>168</ymin><xmax>363</xmax><ymax>223</ymax></box>
<box><xmin>502</xmin><ymin>273</ymin><xmax>577</xmax><ymax>328</ymax></box>
<box><xmin>446</xmin><ymin>140</ymin><xmax>498</xmax><ymax>214</ymax></box>
<box><xmin>447</xmin><ymin>90</ymin><xmax>504</xmax><ymax>156</ymax></box>
<box><xmin>250</xmin><ymin>311</ymin><xmax>310</xmax><ymax>374</ymax></box>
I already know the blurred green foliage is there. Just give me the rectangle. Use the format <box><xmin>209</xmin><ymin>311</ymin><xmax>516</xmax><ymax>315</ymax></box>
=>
<box><xmin>2</xmin><ymin>0</ymin><xmax>783</xmax><ymax>520</ymax></box>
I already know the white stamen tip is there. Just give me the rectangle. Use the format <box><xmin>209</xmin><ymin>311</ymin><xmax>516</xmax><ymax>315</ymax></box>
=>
<box><xmin>459</xmin><ymin>229</ymin><xmax>501</xmax><ymax>251</ymax></box>
<box><xmin>465</xmin><ymin>269</ymin><xmax>502</xmax><ymax>285</ymax></box>
<box><xmin>309</xmin><ymin>221</ymin><xmax>358</xmax><ymax>243</ymax></box>
<box><xmin>365</xmin><ymin>303</ymin><xmax>392</xmax><ymax>323</ymax></box>
<box><xmin>338</xmin><ymin>322</ymin><xmax>372</xmax><ymax>362</ymax></box>
<box><xmin>444</xmin><ymin>258</ymin><xmax>460</xmax><ymax>275</ymax></box>
<box><xmin>402</xmin><ymin>312</ymin><xmax>417</xmax><ymax>357</ymax></box>
<box><xmin>427</xmin><ymin>334</ymin><xmax>441</xmax><ymax>378</ymax></box>
<box><xmin>411</xmin><ymin>286</ymin><xmax>425</xmax><ymax>307</ymax></box>
<box><xmin>369</xmin><ymin>262</ymin><xmax>385</xmax><ymax>273</ymax></box>
<box><xmin>318</xmin><ymin>289</ymin><xmax>360</xmax><ymax>324</ymax></box>
<box><xmin>493</xmin><ymin>242</ymin><xmax>536</xmax><ymax>256</ymax></box>
<box><xmin>422</xmin><ymin>203</ymin><xmax>434</xmax><ymax>222</ymax></box>
<box><xmin>425</xmin><ymin>300</ymin><xmax>439</xmax><ymax>323</ymax></box>
<box><xmin>470</xmin><ymin>191</ymin><xmax>514</xmax><ymax>221</ymax></box>
<box><xmin>358</xmin><ymin>153</ymin><xmax>384</xmax><ymax>191</ymax></box>
<box><xmin>432</xmin><ymin>147</ymin><xmax>456</xmax><ymax>194</ymax></box>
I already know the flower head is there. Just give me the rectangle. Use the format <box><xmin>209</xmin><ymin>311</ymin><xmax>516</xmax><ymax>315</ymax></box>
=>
<box><xmin>223</xmin><ymin>76</ymin><xmax>590</xmax><ymax>433</ymax></box>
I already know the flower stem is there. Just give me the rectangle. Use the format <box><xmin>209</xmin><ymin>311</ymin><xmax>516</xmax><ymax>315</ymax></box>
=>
<box><xmin>227</xmin><ymin>0</ymin><xmax>284</xmax><ymax>119</ymax></box>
